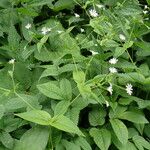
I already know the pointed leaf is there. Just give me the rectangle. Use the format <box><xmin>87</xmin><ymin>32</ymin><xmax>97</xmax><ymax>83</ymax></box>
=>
<box><xmin>15</xmin><ymin>110</ymin><xmax>51</xmax><ymax>125</ymax></box>
<box><xmin>110</xmin><ymin>119</ymin><xmax>128</xmax><ymax>144</ymax></box>
<box><xmin>90</xmin><ymin>128</ymin><xmax>111</xmax><ymax>150</ymax></box>
<box><xmin>50</xmin><ymin>115</ymin><xmax>84</xmax><ymax>136</ymax></box>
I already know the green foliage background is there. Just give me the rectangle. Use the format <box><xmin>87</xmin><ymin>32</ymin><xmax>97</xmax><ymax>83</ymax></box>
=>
<box><xmin>0</xmin><ymin>0</ymin><xmax>150</xmax><ymax>149</ymax></box>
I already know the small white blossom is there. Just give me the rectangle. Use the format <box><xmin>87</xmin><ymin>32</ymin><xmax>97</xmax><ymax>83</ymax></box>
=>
<box><xmin>41</xmin><ymin>27</ymin><xmax>51</xmax><ymax>35</ymax></box>
<box><xmin>8</xmin><ymin>59</ymin><xmax>15</xmax><ymax>64</ymax></box>
<box><xmin>109</xmin><ymin>67</ymin><xmax>117</xmax><ymax>73</ymax></box>
<box><xmin>25</xmin><ymin>23</ymin><xmax>32</xmax><ymax>29</ymax></box>
<box><xmin>96</xmin><ymin>4</ymin><xmax>105</xmax><ymax>9</ymax></box>
<box><xmin>74</xmin><ymin>13</ymin><xmax>80</xmax><ymax>18</ymax></box>
<box><xmin>109</xmin><ymin>58</ymin><xmax>118</xmax><ymax>64</ymax></box>
<box><xmin>95</xmin><ymin>44</ymin><xmax>98</xmax><ymax>46</ymax></box>
<box><xmin>57</xmin><ymin>30</ymin><xmax>63</xmax><ymax>34</ymax></box>
<box><xmin>119</xmin><ymin>34</ymin><xmax>126</xmax><ymax>41</ymax></box>
<box><xmin>105</xmin><ymin>100</ymin><xmax>109</xmax><ymax>107</ymax></box>
<box><xmin>81</xmin><ymin>28</ymin><xmax>84</xmax><ymax>33</ymax></box>
<box><xmin>90</xmin><ymin>50</ymin><xmax>99</xmax><ymax>55</ymax></box>
<box><xmin>144</xmin><ymin>5</ymin><xmax>148</xmax><ymax>9</ymax></box>
<box><xmin>89</xmin><ymin>9</ymin><xmax>98</xmax><ymax>17</ymax></box>
<box><xmin>126</xmin><ymin>83</ymin><xmax>133</xmax><ymax>95</ymax></box>
<box><xmin>143</xmin><ymin>10</ymin><xmax>148</xmax><ymax>14</ymax></box>
<box><xmin>107</xmin><ymin>83</ymin><xmax>113</xmax><ymax>95</ymax></box>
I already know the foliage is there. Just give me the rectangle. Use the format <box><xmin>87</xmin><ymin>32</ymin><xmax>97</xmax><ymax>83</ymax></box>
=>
<box><xmin>0</xmin><ymin>0</ymin><xmax>150</xmax><ymax>149</ymax></box>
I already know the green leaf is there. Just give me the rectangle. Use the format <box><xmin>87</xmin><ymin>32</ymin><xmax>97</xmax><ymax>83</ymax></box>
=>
<box><xmin>37</xmin><ymin>82</ymin><xmax>62</xmax><ymax>100</ymax></box>
<box><xmin>5</xmin><ymin>94</ymin><xmax>39</xmax><ymax>111</ymax></box>
<box><xmin>15</xmin><ymin>110</ymin><xmax>51</xmax><ymax>125</ymax></box>
<box><xmin>89</xmin><ymin>109</ymin><xmax>105</xmax><ymax>126</ymax></box>
<box><xmin>74</xmin><ymin>137</ymin><xmax>92</xmax><ymax>150</ymax></box>
<box><xmin>61</xmin><ymin>140</ymin><xmax>81</xmax><ymax>150</ymax></box>
<box><xmin>54</xmin><ymin>101</ymin><xmax>70</xmax><ymax>116</ymax></box>
<box><xmin>73</xmin><ymin>71</ymin><xmax>85</xmax><ymax>84</ymax></box>
<box><xmin>40</xmin><ymin>65</ymin><xmax>59</xmax><ymax>78</ymax></box>
<box><xmin>136</xmin><ymin>41</ymin><xmax>150</xmax><ymax>57</ymax></box>
<box><xmin>119</xmin><ymin>111</ymin><xmax>148</xmax><ymax>124</ymax></box>
<box><xmin>110</xmin><ymin>119</ymin><xmax>128</xmax><ymax>144</ymax></box>
<box><xmin>133</xmin><ymin>135</ymin><xmax>150</xmax><ymax>150</ymax></box>
<box><xmin>37</xmin><ymin>35</ymin><xmax>49</xmax><ymax>52</ymax></box>
<box><xmin>8</xmin><ymin>24</ymin><xmax>21</xmax><ymax>50</ymax></box>
<box><xmin>0</xmin><ymin>105</ymin><xmax>5</xmax><ymax>119</ymax></box>
<box><xmin>28</xmin><ymin>0</ymin><xmax>54</xmax><ymax>7</ymax></box>
<box><xmin>114</xmin><ymin>47</ymin><xmax>126</xmax><ymax>58</ymax></box>
<box><xmin>50</xmin><ymin>115</ymin><xmax>84</xmax><ymax>136</ymax></box>
<box><xmin>14</xmin><ymin>127</ymin><xmax>49</xmax><ymax>150</ymax></box>
<box><xmin>90</xmin><ymin>128</ymin><xmax>111</xmax><ymax>150</ymax></box>
<box><xmin>0</xmin><ymin>132</ymin><xmax>14</xmax><ymax>149</ymax></box>
<box><xmin>60</xmin><ymin>79</ymin><xmax>72</xmax><ymax>101</ymax></box>
<box><xmin>53</xmin><ymin>0</ymin><xmax>75</xmax><ymax>11</ymax></box>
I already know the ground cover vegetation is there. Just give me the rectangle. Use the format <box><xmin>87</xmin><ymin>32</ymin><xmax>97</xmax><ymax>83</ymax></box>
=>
<box><xmin>0</xmin><ymin>0</ymin><xmax>150</xmax><ymax>149</ymax></box>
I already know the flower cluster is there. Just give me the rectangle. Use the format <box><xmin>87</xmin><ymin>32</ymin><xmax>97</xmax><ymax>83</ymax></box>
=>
<box><xmin>106</xmin><ymin>58</ymin><xmax>133</xmax><ymax>95</ymax></box>
<box><xmin>109</xmin><ymin>58</ymin><xmax>118</xmax><ymax>73</ymax></box>
<box><xmin>41</xmin><ymin>27</ymin><xmax>51</xmax><ymax>35</ymax></box>
<box><xmin>89</xmin><ymin>9</ymin><xmax>98</xmax><ymax>17</ymax></box>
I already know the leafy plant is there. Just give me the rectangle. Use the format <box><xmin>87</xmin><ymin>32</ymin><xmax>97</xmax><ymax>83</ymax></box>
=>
<box><xmin>0</xmin><ymin>0</ymin><xmax>150</xmax><ymax>149</ymax></box>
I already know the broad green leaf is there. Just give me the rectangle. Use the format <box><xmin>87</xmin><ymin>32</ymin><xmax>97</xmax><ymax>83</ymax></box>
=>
<box><xmin>136</xmin><ymin>41</ymin><xmax>150</xmax><ymax>57</ymax></box>
<box><xmin>114</xmin><ymin>47</ymin><xmax>126</xmax><ymax>58</ymax></box>
<box><xmin>60</xmin><ymin>79</ymin><xmax>72</xmax><ymax>101</ymax></box>
<box><xmin>8</xmin><ymin>24</ymin><xmax>21</xmax><ymax>50</ymax></box>
<box><xmin>37</xmin><ymin>82</ymin><xmax>62</xmax><ymax>100</ymax></box>
<box><xmin>40</xmin><ymin>65</ymin><xmax>59</xmax><ymax>78</ymax></box>
<box><xmin>73</xmin><ymin>71</ymin><xmax>86</xmax><ymax>84</ymax></box>
<box><xmin>15</xmin><ymin>110</ymin><xmax>51</xmax><ymax>125</ymax></box>
<box><xmin>50</xmin><ymin>115</ymin><xmax>84</xmax><ymax>136</ymax></box>
<box><xmin>17</xmin><ymin>8</ymin><xmax>39</xmax><ymax>16</ymax></box>
<box><xmin>119</xmin><ymin>111</ymin><xmax>148</xmax><ymax>124</ymax></box>
<box><xmin>77</xmin><ymin>84</ymin><xmax>92</xmax><ymax>99</ymax></box>
<box><xmin>0</xmin><ymin>132</ymin><xmax>14</xmax><ymax>149</ymax></box>
<box><xmin>90</xmin><ymin>128</ymin><xmax>111</xmax><ymax>150</ymax></box>
<box><xmin>53</xmin><ymin>0</ymin><xmax>75</xmax><ymax>11</ymax></box>
<box><xmin>5</xmin><ymin>94</ymin><xmax>39</xmax><ymax>111</ymax></box>
<box><xmin>74</xmin><ymin>137</ymin><xmax>92</xmax><ymax>150</ymax></box>
<box><xmin>133</xmin><ymin>135</ymin><xmax>150</xmax><ymax>150</ymax></box>
<box><xmin>54</xmin><ymin>101</ymin><xmax>70</xmax><ymax>115</ymax></box>
<box><xmin>61</xmin><ymin>140</ymin><xmax>81</xmax><ymax>150</ymax></box>
<box><xmin>89</xmin><ymin>109</ymin><xmax>105</xmax><ymax>126</ymax></box>
<box><xmin>14</xmin><ymin>127</ymin><xmax>49</xmax><ymax>150</ymax></box>
<box><xmin>0</xmin><ymin>105</ymin><xmax>5</xmax><ymax>119</ymax></box>
<box><xmin>110</xmin><ymin>119</ymin><xmax>128</xmax><ymax>144</ymax></box>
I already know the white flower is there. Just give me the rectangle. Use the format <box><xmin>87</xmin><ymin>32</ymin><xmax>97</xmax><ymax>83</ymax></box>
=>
<box><xmin>119</xmin><ymin>34</ymin><xmax>126</xmax><ymax>41</ymax></box>
<box><xmin>143</xmin><ymin>10</ymin><xmax>148</xmax><ymax>14</ymax></box>
<box><xmin>74</xmin><ymin>13</ymin><xmax>80</xmax><ymax>18</ymax></box>
<box><xmin>90</xmin><ymin>50</ymin><xmax>99</xmax><ymax>55</ymax></box>
<box><xmin>126</xmin><ymin>83</ymin><xmax>133</xmax><ymax>95</ymax></box>
<box><xmin>107</xmin><ymin>83</ymin><xmax>113</xmax><ymax>95</ymax></box>
<box><xmin>80</xmin><ymin>28</ymin><xmax>84</xmax><ymax>33</ymax></box>
<box><xmin>57</xmin><ymin>30</ymin><xmax>63</xmax><ymax>34</ymax></box>
<box><xmin>95</xmin><ymin>44</ymin><xmax>98</xmax><ymax>46</ymax></box>
<box><xmin>144</xmin><ymin>5</ymin><xmax>148</xmax><ymax>9</ymax></box>
<box><xmin>109</xmin><ymin>67</ymin><xmax>117</xmax><ymax>73</ymax></box>
<box><xmin>109</xmin><ymin>58</ymin><xmax>118</xmax><ymax>64</ymax></box>
<box><xmin>96</xmin><ymin>4</ymin><xmax>105</xmax><ymax>9</ymax></box>
<box><xmin>41</xmin><ymin>27</ymin><xmax>51</xmax><ymax>35</ymax></box>
<box><xmin>105</xmin><ymin>100</ymin><xmax>109</xmax><ymax>107</ymax></box>
<box><xmin>25</xmin><ymin>23</ymin><xmax>31</xmax><ymax>29</ymax></box>
<box><xmin>89</xmin><ymin>9</ymin><xmax>98</xmax><ymax>17</ymax></box>
<box><xmin>8</xmin><ymin>59</ymin><xmax>15</xmax><ymax>64</ymax></box>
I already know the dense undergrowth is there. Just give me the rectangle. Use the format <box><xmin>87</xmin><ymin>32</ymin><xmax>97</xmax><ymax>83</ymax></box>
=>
<box><xmin>0</xmin><ymin>0</ymin><xmax>150</xmax><ymax>150</ymax></box>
